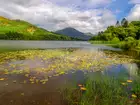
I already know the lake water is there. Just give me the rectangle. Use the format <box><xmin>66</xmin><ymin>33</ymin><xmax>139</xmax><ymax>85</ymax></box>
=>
<box><xmin>0</xmin><ymin>40</ymin><xmax>139</xmax><ymax>105</ymax></box>
<box><xmin>0</xmin><ymin>40</ymin><xmax>121</xmax><ymax>51</ymax></box>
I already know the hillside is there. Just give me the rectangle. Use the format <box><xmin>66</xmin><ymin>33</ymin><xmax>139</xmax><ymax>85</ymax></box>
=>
<box><xmin>0</xmin><ymin>16</ymin><xmax>77</xmax><ymax>40</ymax></box>
<box><xmin>85</xmin><ymin>32</ymin><xmax>95</xmax><ymax>36</ymax></box>
<box><xmin>55</xmin><ymin>27</ymin><xmax>91</xmax><ymax>40</ymax></box>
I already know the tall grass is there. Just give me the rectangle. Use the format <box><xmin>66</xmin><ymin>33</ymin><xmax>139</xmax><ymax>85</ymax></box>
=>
<box><xmin>61</xmin><ymin>75</ymin><xmax>140</xmax><ymax>105</ymax></box>
<box><xmin>80</xmin><ymin>76</ymin><xmax>129</xmax><ymax>105</ymax></box>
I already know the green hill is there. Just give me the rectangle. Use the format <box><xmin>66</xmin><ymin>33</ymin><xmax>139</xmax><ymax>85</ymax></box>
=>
<box><xmin>0</xmin><ymin>16</ymin><xmax>78</xmax><ymax>40</ymax></box>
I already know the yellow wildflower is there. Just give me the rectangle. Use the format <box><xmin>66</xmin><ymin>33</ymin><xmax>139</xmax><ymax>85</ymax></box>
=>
<box><xmin>0</xmin><ymin>78</ymin><xmax>5</xmax><ymax>81</ymax></box>
<box><xmin>131</xmin><ymin>94</ymin><xmax>137</xmax><ymax>98</ymax></box>
<box><xmin>121</xmin><ymin>83</ymin><xmax>126</xmax><ymax>86</ymax></box>
<box><xmin>80</xmin><ymin>87</ymin><xmax>87</xmax><ymax>91</ymax></box>
<box><xmin>127</xmin><ymin>80</ymin><xmax>132</xmax><ymax>83</ymax></box>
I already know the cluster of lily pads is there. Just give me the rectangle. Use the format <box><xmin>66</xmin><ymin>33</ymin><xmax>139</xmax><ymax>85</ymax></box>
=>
<box><xmin>0</xmin><ymin>49</ymin><xmax>135</xmax><ymax>85</ymax></box>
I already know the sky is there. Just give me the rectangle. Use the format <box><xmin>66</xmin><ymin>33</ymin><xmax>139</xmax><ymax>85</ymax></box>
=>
<box><xmin>0</xmin><ymin>0</ymin><xmax>140</xmax><ymax>34</ymax></box>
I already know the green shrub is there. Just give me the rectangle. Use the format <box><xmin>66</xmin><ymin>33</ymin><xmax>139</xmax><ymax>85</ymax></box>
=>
<box><xmin>111</xmin><ymin>37</ymin><xmax>120</xmax><ymax>43</ymax></box>
<box><xmin>125</xmin><ymin>37</ymin><xmax>135</xmax><ymax>42</ymax></box>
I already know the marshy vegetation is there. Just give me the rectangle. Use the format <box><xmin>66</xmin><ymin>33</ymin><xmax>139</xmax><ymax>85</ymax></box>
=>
<box><xmin>0</xmin><ymin>44</ymin><xmax>140</xmax><ymax>105</ymax></box>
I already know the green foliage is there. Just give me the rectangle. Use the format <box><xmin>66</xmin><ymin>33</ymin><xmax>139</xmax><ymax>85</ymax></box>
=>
<box><xmin>116</xmin><ymin>20</ymin><xmax>120</xmax><ymax>27</ymax></box>
<box><xmin>121</xmin><ymin>18</ymin><xmax>128</xmax><ymax>27</ymax></box>
<box><xmin>61</xmin><ymin>76</ymin><xmax>130</xmax><ymax>105</ymax></box>
<box><xmin>89</xmin><ymin>18</ymin><xmax>140</xmax><ymax>51</ymax></box>
<box><xmin>124</xmin><ymin>37</ymin><xmax>135</xmax><ymax>41</ymax></box>
<box><xmin>0</xmin><ymin>16</ymin><xmax>79</xmax><ymax>40</ymax></box>
<box><xmin>116</xmin><ymin>40</ymin><xmax>140</xmax><ymax>50</ymax></box>
<box><xmin>111</xmin><ymin>37</ymin><xmax>120</xmax><ymax>43</ymax></box>
<box><xmin>90</xmin><ymin>19</ymin><xmax>140</xmax><ymax>42</ymax></box>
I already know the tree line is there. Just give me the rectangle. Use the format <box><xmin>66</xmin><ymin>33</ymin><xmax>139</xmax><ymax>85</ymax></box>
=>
<box><xmin>0</xmin><ymin>31</ymin><xmax>82</xmax><ymax>41</ymax></box>
<box><xmin>90</xmin><ymin>18</ymin><xmax>140</xmax><ymax>41</ymax></box>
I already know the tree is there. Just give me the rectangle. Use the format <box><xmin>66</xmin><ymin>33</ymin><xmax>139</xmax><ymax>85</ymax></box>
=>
<box><xmin>117</xmin><ymin>28</ymin><xmax>127</xmax><ymax>41</ymax></box>
<box><xmin>123</xmin><ymin>21</ymin><xmax>129</xmax><ymax>27</ymax></box>
<box><xmin>102</xmin><ymin>33</ymin><xmax>113</xmax><ymax>41</ymax></box>
<box><xmin>131</xmin><ymin>21</ymin><xmax>140</xmax><ymax>27</ymax></box>
<box><xmin>111</xmin><ymin>37</ymin><xmax>120</xmax><ymax>43</ymax></box>
<box><xmin>121</xmin><ymin>18</ymin><xmax>128</xmax><ymax>27</ymax></box>
<box><xmin>116</xmin><ymin>21</ymin><xmax>120</xmax><ymax>27</ymax></box>
<box><xmin>121</xmin><ymin>18</ymin><xmax>126</xmax><ymax>26</ymax></box>
<box><xmin>124</xmin><ymin>37</ymin><xmax>135</xmax><ymax>42</ymax></box>
<box><xmin>126</xmin><ymin>27</ymin><xmax>136</xmax><ymax>38</ymax></box>
<box><xmin>136</xmin><ymin>28</ymin><xmax>140</xmax><ymax>40</ymax></box>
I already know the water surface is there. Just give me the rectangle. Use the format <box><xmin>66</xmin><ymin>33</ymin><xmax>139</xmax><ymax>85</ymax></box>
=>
<box><xmin>0</xmin><ymin>40</ymin><xmax>139</xmax><ymax>105</ymax></box>
<box><xmin>0</xmin><ymin>40</ymin><xmax>121</xmax><ymax>51</ymax></box>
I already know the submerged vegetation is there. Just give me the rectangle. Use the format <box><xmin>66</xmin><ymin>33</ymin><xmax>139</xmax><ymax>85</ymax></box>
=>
<box><xmin>0</xmin><ymin>49</ymin><xmax>135</xmax><ymax>73</ymax></box>
<box><xmin>0</xmin><ymin>48</ymin><xmax>140</xmax><ymax>105</ymax></box>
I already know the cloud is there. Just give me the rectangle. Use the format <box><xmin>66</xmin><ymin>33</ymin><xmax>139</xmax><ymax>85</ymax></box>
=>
<box><xmin>129</xmin><ymin>0</ymin><xmax>140</xmax><ymax>4</ymax></box>
<box><xmin>0</xmin><ymin>0</ymin><xmax>116</xmax><ymax>34</ymax></box>
<box><xmin>127</xmin><ymin>4</ymin><xmax>140</xmax><ymax>21</ymax></box>
<box><xmin>43</xmin><ymin>0</ymin><xmax>112</xmax><ymax>8</ymax></box>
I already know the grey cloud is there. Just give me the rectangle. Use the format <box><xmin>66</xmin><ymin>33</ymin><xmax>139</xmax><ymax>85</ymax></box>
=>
<box><xmin>0</xmin><ymin>0</ymin><xmax>116</xmax><ymax>34</ymax></box>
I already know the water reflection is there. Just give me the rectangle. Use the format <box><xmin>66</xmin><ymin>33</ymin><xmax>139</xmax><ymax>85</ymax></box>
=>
<box><xmin>0</xmin><ymin>40</ymin><xmax>121</xmax><ymax>51</ymax></box>
<box><xmin>101</xmin><ymin>63</ymin><xmax>139</xmax><ymax>79</ymax></box>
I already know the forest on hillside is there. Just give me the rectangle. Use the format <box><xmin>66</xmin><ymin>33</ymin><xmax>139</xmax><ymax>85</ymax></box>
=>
<box><xmin>90</xmin><ymin>18</ymin><xmax>140</xmax><ymax>41</ymax></box>
<box><xmin>90</xmin><ymin>18</ymin><xmax>140</xmax><ymax>50</ymax></box>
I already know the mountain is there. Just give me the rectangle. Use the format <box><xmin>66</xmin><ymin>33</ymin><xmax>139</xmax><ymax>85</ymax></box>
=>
<box><xmin>85</xmin><ymin>32</ymin><xmax>94</xmax><ymax>36</ymax></box>
<box><xmin>55</xmin><ymin>27</ymin><xmax>92</xmax><ymax>40</ymax></box>
<box><xmin>0</xmin><ymin>16</ymin><xmax>77</xmax><ymax>40</ymax></box>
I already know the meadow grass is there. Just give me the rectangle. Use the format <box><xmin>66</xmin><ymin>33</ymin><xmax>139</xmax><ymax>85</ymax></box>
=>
<box><xmin>61</xmin><ymin>75</ymin><xmax>140</xmax><ymax>105</ymax></box>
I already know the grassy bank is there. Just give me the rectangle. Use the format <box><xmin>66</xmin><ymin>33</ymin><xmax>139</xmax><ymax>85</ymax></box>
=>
<box><xmin>112</xmin><ymin>40</ymin><xmax>140</xmax><ymax>50</ymax></box>
<box><xmin>61</xmin><ymin>75</ymin><xmax>140</xmax><ymax>105</ymax></box>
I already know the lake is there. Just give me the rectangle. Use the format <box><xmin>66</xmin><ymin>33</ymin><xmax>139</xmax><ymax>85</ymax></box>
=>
<box><xmin>0</xmin><ymin>40</ymin><xmax>139</xmax><ymax>105</ymax></box>
<box><xmin>0</xmin><ymin>40</ymin><xmax>121</xmax><ymax>51</ymax></box>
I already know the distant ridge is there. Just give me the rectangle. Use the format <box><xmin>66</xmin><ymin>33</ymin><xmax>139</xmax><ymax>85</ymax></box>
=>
<box><xmin>55</xmin><ymin>27</ymin><xmax>92</xmax><ymax>40</ymax></box>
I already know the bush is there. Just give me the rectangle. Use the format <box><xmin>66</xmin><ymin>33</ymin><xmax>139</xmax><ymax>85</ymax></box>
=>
<box><xmin>5</xmin><ymin>31</ymin><xmax>24</xmax><ymax>40</ymax></box>
<box><xmin>116</xmin><ymin>40</ymin><xmax>140</xmax><ymax>50</ymax></box>
<box><xmin>124</xmin><ymin>37</ymin><xmax>135</xmax><ymax>42</ymax></box>
<box><xmin>111</xmin><ymin>37</ymin><xmax>120</xmax><ymax>43</ymax></box>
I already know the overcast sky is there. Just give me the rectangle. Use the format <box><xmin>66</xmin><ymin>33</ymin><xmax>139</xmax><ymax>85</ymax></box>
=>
<box><xmin>0</xmin><ymin>0</ymin><xmax>140</xmax><ymax>34</ymax></box>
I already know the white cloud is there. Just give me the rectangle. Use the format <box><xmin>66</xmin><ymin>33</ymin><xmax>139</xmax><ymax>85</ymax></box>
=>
<box><xmin>127</xmin><ymin>4</ymin><xmax>140</xmax><ymax>21</ymax></box>
<box><xmin>129</xmin><ymin>0</ymin><xmax>140</xmax><ymax>4</ymax></box>
<box><xmin>43</xmin><ymin>0</ymin><xmax>111</xmax><ymax>8</ymax></box>
<box><xmin>0</xmin><ymin>0</ymin><xmax>116</xmax><ymax>34</ymax></box>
